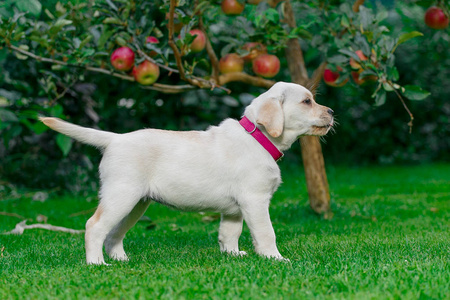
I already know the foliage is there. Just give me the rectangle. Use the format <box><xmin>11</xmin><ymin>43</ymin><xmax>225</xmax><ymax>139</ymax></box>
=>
<box><xmin>1</xmin><ymin>163</ymin><xmax>450</xmax><ymax>298</ymax></box>
<box><xmin>0</xmin><ymin>0</ymin><xmax>448</xmax><ymax>190</ymax></box>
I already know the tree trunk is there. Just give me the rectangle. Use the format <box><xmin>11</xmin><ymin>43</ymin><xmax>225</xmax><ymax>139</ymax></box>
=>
<box><xmin>283</xmin><ymin>0</ymin><xmax>331</xmax><ymax>214</ymax></box>
<box><xmin>299</xmin><ymin>136</ymin><xmax>330</xmax><ymax>213</ymax></box>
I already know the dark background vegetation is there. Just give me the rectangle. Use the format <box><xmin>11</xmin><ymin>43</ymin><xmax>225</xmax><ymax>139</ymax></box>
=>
<box><xmin>0</xmin><ymin>0</ymin><xmax>448</xmax><ymax>194</ymax></box>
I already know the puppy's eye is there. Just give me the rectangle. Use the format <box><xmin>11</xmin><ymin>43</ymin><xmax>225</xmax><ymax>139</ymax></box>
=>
<box><xmin>303</xmin><ymin>99</ymin><xmax>312</xmax><ymax>105</ymax></box>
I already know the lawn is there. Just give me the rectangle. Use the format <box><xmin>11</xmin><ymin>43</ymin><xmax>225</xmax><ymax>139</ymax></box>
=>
<box><xmin>1</xmin><ymin>163</ymin><xmax>449</xmax><ymax>299</ymax></box>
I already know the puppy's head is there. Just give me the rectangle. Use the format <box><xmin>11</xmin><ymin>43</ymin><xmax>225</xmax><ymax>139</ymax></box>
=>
<box><xmin>244</xmin><ymin>82</ymin><xmax>334</xmax><ymax>138</ymax></box>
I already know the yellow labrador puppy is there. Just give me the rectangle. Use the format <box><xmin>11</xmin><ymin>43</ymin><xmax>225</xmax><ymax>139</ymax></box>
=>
<box><xmin>41</xmin><ymin>82</ymin><xmax>334</xmax><ymax>265</ymax></box>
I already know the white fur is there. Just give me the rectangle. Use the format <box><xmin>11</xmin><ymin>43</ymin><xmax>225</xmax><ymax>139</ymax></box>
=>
<box><xmin>41</xmin><ymin>82</ymin><xmax>334</xmax><ymax>265</ymax></box>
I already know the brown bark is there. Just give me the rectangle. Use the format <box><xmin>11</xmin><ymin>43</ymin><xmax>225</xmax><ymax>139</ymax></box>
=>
<box><xmin>353</xmin><ymin>0</ymin><xmax>365</xmax><ymax>12</ymax></box>
<box><xmin>283</xmin><ymin>0</ymin><xmax>331</xmax><ymax>214</ymax></box>
<box><xmin>299</xmin><ymin>137</ymin><xmax>330</xmax><ymax>213</ymax></box>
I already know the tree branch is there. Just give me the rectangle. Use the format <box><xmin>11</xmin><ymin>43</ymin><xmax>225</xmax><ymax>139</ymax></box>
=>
<box><xmin>9</xmin><ymin>44</ymin><xmax>135</xmax><ymax>81</ymax></box>
<box><xmin>199</xmin><ymin>17</ymin><xmax>220</xmax><ymax>83</ymax></box>
<box><xmin>140</xmin><ymin>83</ymin><xmax>196</xmax><ymax>94</ymax></box>
<box><xmin>219</xmin><ymin>72</ymin><xmax>275</xmax><ymax>89</ymax></box>
<box><xmin>9</xmin><ymin>44</ymin><xmax>204</xmax><ymax>94</ymax></box>
<box><xmin>165</xmin><ymin>0</ymin><xmax>230</xmax><ymax>92</ymax></box>
<box><xmin>167</xmin><ymin>0</ymin><xmax>188</xmax><ymax>82</ymax></box>
<box><xmin>283</xmin><ymin>0</ymin><xmax>308</xmax><ymax>85</ymax></box>
<box><xmin>353</xmin><ymin>0</ymin><xmax>365</xmax><ymax>12</ymax></box>
<box><xmin>388</xmin><ymin>81</ymin><xmax>414</xmax><ymax>133</ymax></box>
<box><xmin>267</xmin><ymin>0</ymin><xmax>284</xmax><ymax>8</ymax></box>
<box><xmin>307</xmin><ymin>62</ymin><xmax>327</xmax><ymax>94</ymax></box>
<box><xmin>135</xmin><ymin>45</ymin><xmax>179</xmax><ymax>74</ymax></box>
<box><xmin>8</xmin><ymin>44</ymin><xmax>271</xmax><ymax>95</ymax></box>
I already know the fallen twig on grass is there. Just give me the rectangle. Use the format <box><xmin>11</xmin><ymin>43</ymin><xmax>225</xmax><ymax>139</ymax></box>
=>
<box><xmin>69</xmin><ymin>207</ymin><xmax>96</xmax><ymax>218</ymax></box>
<box><xmin>2</xmin><ymin>220</ymin><xmax>85</xmax><ymax>235</ymax></box>
<box><xmin>0</xmin><ymin>212</ymin><xmax>27</xmax><ymax>219</ymax></box>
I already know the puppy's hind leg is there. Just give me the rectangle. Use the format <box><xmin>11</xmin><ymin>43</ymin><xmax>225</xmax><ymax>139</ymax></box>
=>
<box><xmin>218</xmin><ymin>213</ymin><xmax>246</xmax><ymax>256</ymax></box>
<box><xmin>85</xmin><ymin>186</ymin><xmax>142</xmax><ymax>265</ymax></box>
<box><xmin>104</xmin><ymin>199</ymin><xmax>151</xmax><ymax>261</ymax></box>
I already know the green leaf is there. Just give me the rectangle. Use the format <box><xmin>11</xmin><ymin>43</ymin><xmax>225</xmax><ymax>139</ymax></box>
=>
<box><xmin>360</xmin><ymin>69</ymin><xmax>377</xmax><ymax>77</ymax></box>
<box><xmin>115</xmin><ymin>36</ymin><xmax>127</xmax><ymax>46</ymax></box>
<box><xmin>392</xmin><ymin>31</ymin><xmax>423</xmax><ymax>53</ymax></box>
<box><xmin>388</xmin><ymin>66</ymin><xmax>399</xmax><ymax>81</ymax></box>
<box><xmin>14</xmin><ymin>45</ymin><xmax>29</xmax><ymax>60</ymax></box>
<box><xmin>339</xmin><ymin>48</ymin><xmax>361</xmax><ymax>61</ymax></box>
<box><xmin>49</xmin><ymin>19</ymin><xmax>73</xmax><ymax>35</ymax></box>
<box><xmin>97</xmin><ymin>29</ymin><xmax>115</xmax><ymax>49</ymax></box>
<box><xmin>0</xmin><ymin>7</ymin><xmax>13</xmax><ymax>19</ymax></box>
<box><xmin>0</xmin><ymin>88</ymin><xmax>21</xmax><ymax>101</ymax></box>
<box><xmin>81</xmin><ymin>48</ymin><xmax>95</xmax><ymax>57</ymax></box>
<box><xmin>54</xmin><ymin>19</ymin><xmax>73</xmax><ymax>27</ymax></box>
<box><xmin>49</xmin><ymin>104</ymin><xmax>64</xmax><ymax>118</ymax></box>
<box><xmin>15</xmin><ymin>0</ymin><xmax>42</xmax><ymax>17</ymax></box>
<box><xmin>374</xmin><ymin>91</ymin><xmax>386</xmax><ymax>106</ymax></box>
<box><xmin>359</xmin><ymin>6</ymin><xmax>373</xmax><ymax>29</ymax></box>
<box><xmin>0</xmin><ymin>108</ymin><xmax>19</xmax><ymax>122</ymax></box>
<box><xmin>29</xmin><ymin>35</ymin><xmax>50</xmax><ymax>47</ymax></box>
<box><xmin>376</xmin><ymin>10</ymin><xmax>388</xmax><ymax>22</ymax></box>
<box><xmin>264</xmin><ymin>9</ymin><xmax>279</xmax><ymax>23</ymax></box>
<box><xmin>3</xmin><ymin>124</ymin><xmax>22</xmax><ymax>147</ymax></box>
<box><xmin>290</xmin><ymin>27</ymin><xmax>312</xmax><ymax>40</ymax></box>
<box><xmin>51</xmin><ymin>64</ymin><xmax>64</xmax><ymax>71</ymax></box>
<box><xmin>105</xmin><ymin>0</ymin><xmax>118</xmax><ymax>11</ymax></box>
<box><xmin>327</xmin><ymin>55</ymin><xmax>348</xmax><ymax>64</ymax></box>
<box><xmin>341</xmin><ymin>15</ymin><xmax>350</xmax><ymax>28</ymax></box>
<box><xmin>28</xmin><ymin>121</ymin><xmax>48</xmax><ymax>134</ymax></box>
<box><xmin>103</xmin><ymin>17</ymin><xmax>124</xmax><ymax>26</ymax></box>
<box><xmin>397</xmin><ymin>31</ymin><xmax>423</xmax><ymax>46</ymax></box>
<box><xmin>78</xmin><ymin>35</ymin><xmax>93</xmax><ymax>49</ymax></box>
<box><xmin>402</xmin><ymin>85</ymin><xmax>430</xmax><ymax>101</ymax></box>
<box><xmin>56</xmin><ymin>133</ymin><xmax>72</xmax><ymax>156</ymax></box>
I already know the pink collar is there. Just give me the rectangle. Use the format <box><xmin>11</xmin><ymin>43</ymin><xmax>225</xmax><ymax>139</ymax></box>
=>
<box><xmin>239</xmin><ymin>116</ymin><xmax>284</xmax><ymax>161</ymax></box>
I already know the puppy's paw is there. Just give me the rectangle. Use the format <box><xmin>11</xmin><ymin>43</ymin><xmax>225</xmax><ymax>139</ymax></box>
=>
<box><xmin>87</xmin><ymin>260</ymin><xmax>112</xmax><ymax>266</ymax></box>
<box><xmin>233</xmin><ymin>250</ymin><xmax>248</xmax><ymax>256</ymax></box>
<box><xmin>223</xmin><ymin>250</ymin><xmax>247</xmax><ymax>257</ymax></box>
<box><xmin>109</xmin><ymin>253</ymin><xmax>129</xmax><ymax>261</ymax></box>
<box><xmin>277</xmin><ymin>257</ymin><xmax>291</xmax><ymax>263</ymax></box>
<box><xmin>262</xmin><ymin>253</ymin><xmax>290</xmax><ymax>262</ymax></box>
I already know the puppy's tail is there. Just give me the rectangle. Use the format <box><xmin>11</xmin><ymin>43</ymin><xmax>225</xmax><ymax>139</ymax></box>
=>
<box><xmin>40</xmin><ymin>117</ymin><xmax>116</xmax><ymax>149</ymax></box>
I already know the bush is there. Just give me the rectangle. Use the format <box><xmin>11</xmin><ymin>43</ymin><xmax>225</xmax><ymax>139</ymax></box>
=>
<box><xmin>0</xmin><ymin>0</ymin><xmax>448</xmax><ymax>192</ymax></box>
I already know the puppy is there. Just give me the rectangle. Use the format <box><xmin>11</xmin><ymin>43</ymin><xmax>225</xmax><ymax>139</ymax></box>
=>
<box><xmin>41</xmin><ymin>82</ymin><xmax>334</xmax><ymax>265</ymax></box>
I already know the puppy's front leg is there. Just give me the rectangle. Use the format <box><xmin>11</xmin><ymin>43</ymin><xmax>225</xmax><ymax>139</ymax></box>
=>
<box><xmin>218</xmin><ymin>213</ymin><xmax>246</xmax><ymax>256</ymax></box>
<box><xmin>240</xmin><ymin>201</ymin><xmax>284</xmax><ymax>260</ymax></box>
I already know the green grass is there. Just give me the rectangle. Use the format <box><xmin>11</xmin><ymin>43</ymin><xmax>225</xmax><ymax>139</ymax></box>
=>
<box><xmin>1</xmin><ymin>163</ymin><xmax>449</xmax><ymax>299</ymax></box>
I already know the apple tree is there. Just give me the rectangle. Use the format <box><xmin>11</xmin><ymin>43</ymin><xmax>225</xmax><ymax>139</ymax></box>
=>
<box><xmin>0</xmin><ymin>0</ymin><xmax>439</xmax><ymax>213</ymax></box>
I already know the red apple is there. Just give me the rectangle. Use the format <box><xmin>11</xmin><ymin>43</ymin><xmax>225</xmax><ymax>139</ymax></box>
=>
<box><xmin>110</xmin><ymin>47</ymin><xmax>135</xmax><ymax>72</ymax></box>
<box><xmin>146</xmin><ymin>36</ymin><xmax>160</xmax><ymax>57</ymax></box>
<box><xmin>146</xmin><ymin>36</ymin><xmax>159</xmax><ymax>44</ymax></box>
<box><xmin>349</xmin><ymin>50</ymin><xmax>368</xmax><ymax>71</ymax></box>
<box><xmin>132</xmin><ymin>60</ymin><xmax>160</xmax><ymax>85</ymax></box>
<box><xmin>241</xmin><ymin>42</ymin><xmax>267</xmax><ymax>62</ymax></box>
<box><xmin>252</xmin><ymin>54</ymin><xmax>280</xmax><ymax>78</ymax></box>
<box><xmin>221</xmin><ymin>0</ymin><xmax>245</xmax><ymax>15</ymax></box>
<box><xmin>323</xmin><ymin>67</ymin><xmax>348</xmax><ymax>87</ymax></box>
<box><xmin>219</xmin><ymin>53</ymin><xmax>244</xmax><ymax>73</ymax></box>
<box><xmin>189</xmin><ymin>29</ymin><xmax>206</xmax><ymax>53</ymax></box>
<box><xmin>424</xmin><ymin>6</ymin><xmax>449</xmax><ymax>29</ymax></box>
<box><xmin>351</xmin><ymin>70</ymin><xmax>377</xmax><ymax>86</ymax></box>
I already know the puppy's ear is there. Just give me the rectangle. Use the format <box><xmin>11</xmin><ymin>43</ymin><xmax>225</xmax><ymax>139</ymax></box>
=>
<box><xmin>256</xmin><ymin>98</ymin><xmax>284</xmax><ymax>138</ymax></box>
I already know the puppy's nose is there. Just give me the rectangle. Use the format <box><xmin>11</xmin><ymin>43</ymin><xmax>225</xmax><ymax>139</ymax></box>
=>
<box><xmin>327</xmin><ymin>108</ymin><xmax>334</xmax><ymax>116</ymax></box>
